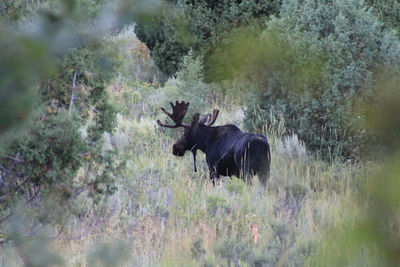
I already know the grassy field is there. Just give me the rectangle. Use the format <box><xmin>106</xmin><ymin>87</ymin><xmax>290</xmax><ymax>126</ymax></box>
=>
<box><xmin>47</xmin><ymin>78</ymin><xmax>369</xmax><ymax>266</ymax></box>
<box><xmin>57</xmin><ymin>28</ymin><xmax>384</xmax><ymax>267</ymax></box>
<box><xmin>2</xmin><ymin>26</ymin><xmax>394</xmax><ymax>267</ymax></box>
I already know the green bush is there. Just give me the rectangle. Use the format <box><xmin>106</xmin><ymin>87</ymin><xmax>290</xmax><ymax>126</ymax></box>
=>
<box><xmin>0</xmin><ymin>111</ymin><xmax>117</xmax><ymax>223</ymax></box>
<box><xmin>206</xmin><ymin>195</ymin><xmax>228</xmax><ymax>216</ymax></box>
<box><xmin>213</xmin><ymin>235</ymin><xmax>253</xmax><ymax>266</ymax></box>
<box><xmin>106</xmin><ymin>25</ymin><xmax>166</xmax><ymax>84</ymax></box>
<box><xmin>0</xmin><ymin>2</ymin><xmax>119</xmax><ymax>233</ymax></box>
<box><xmin>135</xmin><ymin>0</ymin><xmax>281</xmax><ymax>76</ymax></box>
<box><xmin>162</xmin><ymin>52</ymin><xmax>210</xmax><ymax>117</ymax></box>
<box><xmin>365</xmin><ymin>0</ymin><xmax>400</xmax><ymax>36</ymax></box>
<box><xmin>0</xmin><ymin>0</ymin><xmax>39</xmax><ymax>23</ymax></box>
<box><xmin>239</xmin><ymin>0</ymin><xmax>400</xmax><ymax>160</ymax></box>
<box><xmin>226</xmin><ymin>177</ymin><xmax>245</xmax><ymax>195</ymax></box>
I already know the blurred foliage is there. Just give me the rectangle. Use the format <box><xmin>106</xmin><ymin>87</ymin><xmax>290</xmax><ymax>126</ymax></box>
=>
<box><xmin>135</xmin><ymin>0</ymin><xmax>281</xmax><ymax>76</ymax></box>
<box><xmin>88</xmin><ymin>239</ymin><xmax>130</xmax><ymax>266</ymax></box>
<box><xmin>213</xmin><ymin>235</ymin><xmax>253</xmax><ymax>266</ymax></box>
<box><xmin>0</xmin><ymin>0</ymin><xmax>106</xmax><ymax>25</ymax></box>
<box><xmin>226</xmin><ymin>177</ymin><xmax>245</xmax><ymax>195</ymax></box>
<box><xmin>0</xmin><ymin>0</ymin><xmax>40</xmax><ymax>23</ymax></box>
<box><xmin>0</xmin><ymin>0</ymin><xmax>124</xmax><ymax>247</ymax></box>
<box><xmin>365</xmin><ymin>75</ymin><xmax>400</xmax><ymax>156</ymax></box>
<box><xmin>0</xmin><ymin>26</ymin><xmax>54</xmax><ymax>134</ymax></box>
<box><xmin>1</xmin><ymin>205</ymin><xmax>65</xmax><ymax>266</ymax></box>
<box><xmin>308</xmin><ymin>154</ymin><xmax>400</xmax><ymax>266</ymax></box>
<box><xmin>1</xmin><ymin>0</ymin><xmax>400</xmax><ymax>266</ymax></box>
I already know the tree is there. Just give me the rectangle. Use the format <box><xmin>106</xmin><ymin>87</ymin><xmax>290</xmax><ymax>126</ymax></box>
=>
<box><xmin>0</xmin><ymin>0</ymin><xmax>118</xmax><ymax>235</ymax></box>
<box><xmin>237</xmin><ymin>0</ymin><xmax>400</xmax><ymax>160</ymax></box>
<box><xmin>135</xmin><ymin>0</ymin><xmax>282</xmax><ymax>76</ymax></box>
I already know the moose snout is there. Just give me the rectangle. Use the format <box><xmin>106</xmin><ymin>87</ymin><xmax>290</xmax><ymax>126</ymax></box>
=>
<box><xmin>172</xmin><ymin>143</ymin><xmax>185</xmax><ymax>156</ymax></box>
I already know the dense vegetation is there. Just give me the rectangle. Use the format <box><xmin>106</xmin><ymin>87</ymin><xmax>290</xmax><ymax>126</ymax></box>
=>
<box><xmin>136</xmin><ymin>0</ymin><xmax>400</xmax><ymax>160</ymax></box>
<box><xmin>0</xmin><ymin>0</ymin><xmax>120</xmax><ymax>253</ymax></box>
<box><xmin>240</xmin><ymin>0</ymin><xmax>400</xmax><ymax>160</ymax></box>
<box><xmin>134</xmin><ymin>0</ymin><xmax>281</xmax><ymax>76</ymax></box>
<box><xmin>1</xmin><ymin>0</ymin><xmax>400</xmax><ymax>266</ymax></box>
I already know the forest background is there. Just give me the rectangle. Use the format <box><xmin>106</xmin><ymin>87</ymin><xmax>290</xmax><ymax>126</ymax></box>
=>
<box><xmin>1</xmin><ymin>0</ymin><xmax>400</xmax><ymax>266</ymax></box>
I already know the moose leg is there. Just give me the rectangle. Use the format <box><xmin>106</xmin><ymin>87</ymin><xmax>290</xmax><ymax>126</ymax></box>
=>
<box><xmin>258</xmin><ymin>172</ymin><xmax>269</xmax><ymax>188</ymax></box>
<box><xmin>209</xmin><ymin>166</ymin><xmax>219</xmax><ymax>185</ymax></box>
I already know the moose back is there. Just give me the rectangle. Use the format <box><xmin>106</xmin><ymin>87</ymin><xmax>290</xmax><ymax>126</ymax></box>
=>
<box><xmin>157</xmin><ymin>101</ymin><xmax>271</xmax><ymax>186</ymax></box>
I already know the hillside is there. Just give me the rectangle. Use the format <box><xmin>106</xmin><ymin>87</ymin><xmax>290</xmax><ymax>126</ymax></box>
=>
<box><xmin>54</xmin><ymin>74</ymin><xmax>366</xmax><ymax>266</ymax></box>
<box><xmin>10</xmin><ymin>28</ymin><xmax>378</xmax><ymax>266</ymax></box>
<box><xmin>1</xmin><ymin>1</ymin><xmax>400</xmax><ymax>266</ymax></box>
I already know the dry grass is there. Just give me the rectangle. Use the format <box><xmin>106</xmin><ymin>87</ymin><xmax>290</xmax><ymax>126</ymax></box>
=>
<box><xmin>2</xmin><ymin>21</ymin><xmax>398</xmax><ymax>267</ymax></box>
<box><xmin>47</xmin><ymin>80</ymin><xmax>367</xmax><ymax>266</ymax></box>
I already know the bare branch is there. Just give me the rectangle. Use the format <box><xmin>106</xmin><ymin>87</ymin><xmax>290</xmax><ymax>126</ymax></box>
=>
<box><xmin>0</xmin><ymin>212</ymin><xmax>13</xmax><ymax>225</ymax></box>
<box><xmin>69</xmin><ymin>71</ymin><xmax>77</xmax><ymax>115</ymax></box>
<box><xmin>4</xmin><ymin>155</ymin><xmax>24</xmax><ymax>163</ymax></box>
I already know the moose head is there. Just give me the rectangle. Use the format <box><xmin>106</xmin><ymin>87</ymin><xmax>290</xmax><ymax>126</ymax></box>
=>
<box><xmin>156</xmin><ymin>101</ymin><xmax>219</xmax><ymax>171</ymax></box>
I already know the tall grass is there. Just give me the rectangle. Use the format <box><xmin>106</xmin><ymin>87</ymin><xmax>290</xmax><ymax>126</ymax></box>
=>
<box><xmin>46</xmin><ymin>77</ymin><xmax>369</xmax><ymax>266</ymax></box>
<box><xmin>1</xmin><ymin>25</ymin><xmax>389</xmax><ymax>267</ymax></box>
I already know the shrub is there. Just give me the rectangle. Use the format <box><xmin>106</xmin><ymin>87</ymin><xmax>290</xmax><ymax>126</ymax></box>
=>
<box><xmin>0</xmin><ymin>26</ymin><xmax>118</xmax><ymax>231</ymax></box>
<box><xmin>226</xmin><ymin>177</ymin><xmax>245</xmax><ymax>195</ymax></box>
<box><xmin>162</xmin><ymin>52</ymin><xmax>210</xmax><ymax>117</ymax></box>
<box><xmin>238</xmin><ymin>0</ymin><xmax>400</xmax><ymax>160</ymax></box>
<box><xmin>206</xmin><ymin>195</ymin><xmax>228</xmax><ymax>216</ymax></box>
<box><xmin>135</xmin><ymin>0</ymin><xmax>282</xmax><ymax>76</ymax></box>
<box><xmin>0</xmin><ymin>0</ymin><xmax>38</xmax><ymax>23</ymax></box>
<box><xmin>213</xmin><ymin>236</ymin><xmax>253</xmax><ymax>266</ymax></box>
<box><xmin>106</xmin><ymin>25</ymin><xmax>166</xmax><ymax>84</ymax></box>
<box><xmin>0</xmin><ymin>113</ymin><xmax>117</xmax><ymax>224</ymax></box>
<box><xmin>365</xmin><ymin>0</ymin><xmax>400</xmax><ymax>36</ymax></box>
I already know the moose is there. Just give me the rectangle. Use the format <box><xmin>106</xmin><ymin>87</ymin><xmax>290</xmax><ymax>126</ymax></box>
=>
<box><xmin>157</xmin><ymin>101</ymin><xmax>271</xmax><ymax>186</ymax></box>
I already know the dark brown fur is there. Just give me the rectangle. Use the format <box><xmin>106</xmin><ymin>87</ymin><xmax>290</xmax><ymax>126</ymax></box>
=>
<box><xmin>157</xmin><ymin>101</ymin><xmax>271</xmax><ymax>186</ymax></box>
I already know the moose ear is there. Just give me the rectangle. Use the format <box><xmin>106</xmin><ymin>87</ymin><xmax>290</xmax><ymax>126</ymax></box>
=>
<box><xmin>191</xmin><ymin>113</ymin><xmax>200</xmax><ymax>125</ymax></box>
<box><xmin>198</xmin><ymin>114</ymin><xmax>210</xmax><ymax>124</ymax></box>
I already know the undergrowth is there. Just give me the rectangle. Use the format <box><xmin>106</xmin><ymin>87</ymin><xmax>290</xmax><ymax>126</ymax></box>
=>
<box><xmin>47</xmin><ymin>80</ymin><xmax>368</xmax><ymax>266</ymax></box>
<box><xmin>0</xmin><ymin>24</ymin><xmax>386</xmax><ymax>267</ymax></box>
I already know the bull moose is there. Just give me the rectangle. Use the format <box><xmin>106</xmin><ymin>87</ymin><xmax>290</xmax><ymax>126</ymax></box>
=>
<box><xmin>157</xmin><ymin>101</ymin><xmax>271</xmax><ymax>186</ymax></box>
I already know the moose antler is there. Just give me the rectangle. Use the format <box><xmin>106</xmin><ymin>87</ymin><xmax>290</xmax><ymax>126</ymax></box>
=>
<box><xmin>201</xmin><ymin>109</ymin><xmax>219</xmax><ymax>126</ymax></box>
<box><xmin>157</xmin><ymin>101</ymin><xmax>191</xmax><ymax>128</ymax></box>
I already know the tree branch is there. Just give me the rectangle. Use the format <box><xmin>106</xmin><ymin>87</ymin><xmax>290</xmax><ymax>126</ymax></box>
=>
<box><xmin>0</xmin><ymin>212</ymin><xmax>13</xmax><ymax>225</ymax></box>
<box><xmin>69</xmin><ymin>71</ymin><xmax>77</xmax><ymax>115</ymax></box>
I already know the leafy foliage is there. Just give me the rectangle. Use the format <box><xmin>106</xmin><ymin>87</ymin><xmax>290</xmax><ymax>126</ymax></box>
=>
<box><xmin>135</xmin><ymin>0</ymin><xmax>282</xmax><ymax>76</ymax></box>
<box><xmin>2</xmin><ymin>0</ymin><xmax>400</xmax><ymax>266</ymax></box>
<box><xmin>1</xmin><ymin>114</ymin><xmax>86</xmax><ymax>219</ymax></box>
<box><xmin>107</xmin><ymin>25</ymin><xmax>166</xmax><ymax>83</ymax></box>
<box><xmin>0</xmin><ymin>44</ymin><xmax>118</xmax><ymax>216</ymax></box>
<box><xmin>40</xmin><ymin>46</ymin><xmax>116</xmax><ymax>139</ymax></box>
<box><xmin>0</xmin><ymin>0</ymin><xmax>118</xmax><ymax>235</ymax></box>
<box><xmin>239</xmin><ymin>0</ymin><xmax>400</xmax><ymax>160</ymax></box>
<box><xmin>365</xmin><ymin>0</ymin><xmax>400</xmax><ymax>36</ymax></box>
<box><xmin>162</xmin><ymin>52</ymin><xmax>211</xmax><ymax>119</ymax></box>
<box><xmin>0</xmin><ymin>25</ymin><xmax>54</xmax><ymax>134</ymax></box>
<box><xmin>0</xmin><ymin>0</ymin><xmax>38</xmax><ymax>23</ymax></box>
